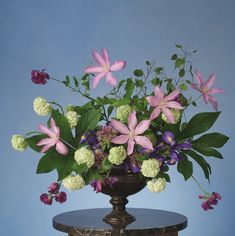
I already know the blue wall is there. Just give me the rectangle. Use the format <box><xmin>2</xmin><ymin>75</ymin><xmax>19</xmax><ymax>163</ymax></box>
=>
<box><xmin>1</xmin><ymin>0</ymin><xmax>234</xmax><ymax>235</ymax></box>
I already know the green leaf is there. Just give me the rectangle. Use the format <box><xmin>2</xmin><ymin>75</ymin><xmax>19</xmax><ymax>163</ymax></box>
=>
<box><xmin>186</xmin><ymin>80</ymin><xmax>192</xmax><ymax>85</ymax></box>
<box><xmin>146</xmin><ymin>61</ymin><xmax>151</xmax><ymax>66</ymax></box>
<box><xmin>101</xmin><ymin>158</ymin><xmax>112</xmax><ymax>172</ymax></box>
<box><xmin>179</xmin><ymin>112</ymin><xmax>220</xmax><ymax>139</ymax></box>
<box><xmin>175</xmin><ymin>44</ymin><xmax>182</xmax><ymax>48</ymax></box>
<box><xmin>51</xmin><ymin>109</ymin><xmax>74</xmax><ymax>145</ymax></box>
<box><xmin>179</xmin><ymin>83</ymin><xmax>187</xmax><ymax>91</ymax></box>
<box><xmin>73</xmin><ymin>76</ymin><xmax>79</xmax><ymax>87</ymax></box>
<box><xmin>192</xmin><ymin>143</ymin><xmax>223</xmax><ymax>159</ymax></box>
<box><xmin>193</xmin><ymin>133</ymin><xmax>229</xmax><ymax>148</ymax></box>
<box><xmin>108</xmin><ymin>106</ymin><xmax>114</xmax><ymax>117</ymax></box>
<box><xmin>36</xmin><ymin>153</ymin><xmax>57</xmax><ymax>174</ymax></box>
<box><xmin>134</xmin><ymin>69</ymin><xmax>144</xmax><ymax>77</ymax></box>
<box><xmin>154</xmin><ymin>67</ymin><xmax>164</xmax><ymax>74</ymax></box>
<box><xmin>124</xmin><ymin>78</ymin><xmax>135</xmax><ymax>98</ymax></box>
<box><xmin>171</xmin><ymin>54</ymin><xmax>177</xmax><ymax>60</ymax></box>
<box><xmin>72</xmin><ymin>163</ymin><xmax>87</xmax><ymax>174</ymax></box>
<box><xmin>84</xmin><ymin>168</ymin><xmax>102</xmax><ymax>185</ymax></box>
<box><xmin>56</xmin><ymin>156</ymin><xmax>75</xmax><ymax>181</ymax></box>
<box><xmin>136</xmin><ymin>79</ymin><xmax>144</xmax><ymax>88</ymax></box>
<box><xmin>113</xmin><ymin>97</ymin><xmax>130</xmax><ymax>106</ymax></box>
<box><xmin>192</xmin><ymin>101</ymin><xmax>197</xmax><ymax>107</ymax></box>
<box><xmin>151</xmin><ymin>78</ymin><xmax>160</xmax><ymax>86</ymax></box>
<box><xmin>185</xmin><ymin>150</ymin><xmax>211</xmax><ymax>181</ymax></box>
<box><xmin>75</xmin><ymin>109</ymin><xmax>101</xmax><ymax>143</ymax></box>
<box><xmin>157</xmin><ymin>172</ymin><xmax>171</xmax><ymax>182</ymax></box>
<box><xmin>177</xmin><ymin>155</ymin><xmax>193</xmax><ymax>181</ymax></box>
<box><xmin>26</xmin><ymin>134</ymin><xmax>47</xmax><ymax>153</ymax></box>
<box><xmin>179</xmin><ymin>69</ymin><xmax>185</xmax><ymax>78</ymax></box>
<box><xmin>175</xmin><ymin>58</ymin><xmax>185</xmax><ymax>68</ymax></box>
<box><xmin>63</xmin><ymin>75</ymin><xmax>70</xmax><ymax>86</ymax></box>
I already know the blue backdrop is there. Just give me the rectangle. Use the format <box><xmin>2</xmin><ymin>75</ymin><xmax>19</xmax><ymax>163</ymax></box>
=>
<box><xmin>1</xmin><ymin>0</ymin><xmax>234</xmax><ymax>235</ymax></box>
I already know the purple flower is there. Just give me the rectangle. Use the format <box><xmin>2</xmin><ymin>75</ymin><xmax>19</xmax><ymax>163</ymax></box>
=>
<box><xmin>31</xmin><ymin>69</ymin><xmax>49</xmax><ymax>85</ymax></box>
<box><xmin>90</xmin><ymin>180</ymin><xmax>102</xmax><ymax>193</ymax></box>
<box><xmin>80</xmin><ymin>130</ymin><xmax>99</xmax><ymax>148</ymax></box>
<box><xmin>199</xmin><ymin>192</ymin><xmax>222</xmax><ymax>211</ymax></box>
<box><xmin>55</xmin><ymin>192</ymin><xmax>67</xmax><ymax>204</ymax></box>
<box><xmin>40</xmin><ymin>193</ymin><xmax>52</xmax><ymax>205</ymax></box>
<box><xmin>162</xmin><ymin>131</ymin><xmax>192</xmax><ymax>165</ymax></box>
<box><xmin>48</xmin><ymin>182</ymin><xmax>60</xmax><ymax>194</ymax></box>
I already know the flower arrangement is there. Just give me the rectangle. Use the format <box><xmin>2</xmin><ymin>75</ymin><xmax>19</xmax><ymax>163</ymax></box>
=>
<box><xmin>12</xmin><ymin>45</ymin><xmax>229</xmax><ymax>211</ymax></box>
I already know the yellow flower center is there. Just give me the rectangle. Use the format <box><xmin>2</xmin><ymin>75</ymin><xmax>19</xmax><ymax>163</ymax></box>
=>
<box><xmin>103</xmin><ymin>64</ymin><xmax>109</xmax><ymax>72</ymax></box>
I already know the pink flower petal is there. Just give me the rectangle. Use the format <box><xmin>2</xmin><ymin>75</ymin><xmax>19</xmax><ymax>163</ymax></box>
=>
<box><xmin>84</xmin><ymin>66</ymin><xmax>104</xmax><ymax>74</ymax></box>
<box><xmin>110</xmin><ymin>60</ymin><xmax>126</xmax><ymax>71</ymax></box>
<box><xmin>92</xmin><ymin>71</ymin><xmax>106</xmax><ymax>88</ymax></box>
<box><xmin>38</xmin><ymin>124</ymin><xmax>56</xmax><ymax>138</ymax></box>
<box><xmin>191</xmin><ymin>83</ymin><xmax>200</xmax><ymax>91</ymax></box>
<box><xmin>146</xmin><ymin>96</ymin><xmax>159</xmax><ymax>107</ymax></box>
<box><xmin>150</xmin><ymin>107</ymin><xmax>161</xmax><ymax>120</ymax></box>
<box><xmin>92</xmin><ymin>49</ymin><xmax>106</xmax><ymax>66</ymax></box>
<box><xmin>165</xmin><ymin>101</ymin><xmax>184</xmax><ymax>109</ymax></box>
<box><xmin>127</xmin><ymin>138</ymin><xmax>135</xmax><ymax>155</ymax></box>
<box><xmin>154</xmin><ymin>86</ymin><xmax>165</xmax><ymax>100</ymax></box>
<box><xmin>106</xmin><ymin>72</ymin><xmax>117</xmax><ymax>86</ymax></box>
<box><xmin>56</xmin><ymin>140</ymin><xmax>68</xmax><ymax>155</ymax></box>
<box><xmin>134</xmin><ymin>120</ymin><xmax>151</xmax><ymax>135</ymax></box>
<box><xmin>208</xmin><ymin>88</ymin><xmax>224</xmax><ymax>94</ymax></box>
<box><xmin>164</xmin><ymin>90</ymin><xmax>180</xmax><ymax>101</ymax></box>
<box><xmin>111</xmin><ymin>135</ymin><xmax>130</xmax><ymax>144</ymax></box>
<box><xmin>102</xmin><ymin>48</ymin><xmax>110</xmax><ymax>65</ymax></box>
<box><xmin>195</xmin><ymin>70</ymin><xmax>204</xmax><ymax>86</ymax></box>
<box><xmin>208</xmin><ymin>96</ymin><xmax>218</xmax><ymax>111</ymax></box>
<box><xmin>50</xmin><ymin>118</ymin><xmax>60</xmax><ymax>137</ymax></box>
<box><xmin>37</xmin><ymin>138</ymin><xmax>56</xmax><ymax>146</ymax></box>
<box><xmin>202</xmin><ymin>94</ymin><xmax>209</xmax><ymax>104</ymax></box>
<box><xmin>162</xmin><ymin>107</ymin><xmax>174</xmax><ymax>123</ymax></box>
<box><xmin>128</xmin><ymin>111</ymin><xmax>137</xmax><ymax>132</ymax></box>
<box><xmin>40</xmin><ymin>142</ymin><xmax>56</xmax><ymax>153</ymax></box>
<box><xmin>204</xmin><ymin>73</ymin><xmax>216</xmax><ymax>89</ymax></box>
<box><xmin>134</xmin><ymin>136</ymin><xmax>153</xmax><ymax>150</ymax></box>
<box><xmin>111</xmin><ymin>119</ymin><xmax>130</xmax><ymax>134</ymax></box>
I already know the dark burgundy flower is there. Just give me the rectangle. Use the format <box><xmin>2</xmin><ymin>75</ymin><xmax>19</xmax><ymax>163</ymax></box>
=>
<box><xmin>31</xmin><ymin>69</ymin><xmax>49</xmax><ymax>85</ymax></box>
<box><xmin>48</xmin><ymin>182</ymin><xmax>60</xmax><ymax>194</ymax></box>
<box><xmin>199</xmin><ymin>192</ymin><xmax>222</xmax><ymax>211</ymax></box>
<box><xmin>40</xmin><ymin>193</ymin><xmax>52</xmax><ymax>205</ymax></box>
<box><xmin>55</xmin><ymin>192</ymin><xmax>67</xmax><ymax>203</ymax></box>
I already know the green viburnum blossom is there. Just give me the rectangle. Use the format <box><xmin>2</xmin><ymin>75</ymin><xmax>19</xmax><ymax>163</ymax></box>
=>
<box><xmin>74</xmin><ymin>147</ymin><xmax>95</xmax><ymax>168</ymax></box>
<box><xmin>11</xmin><ymin>134</ymin><xmax>28</xmax><ymax>152</ymax></box>
<box><xmin>62</xmin><ymin>175</ymin><xmax>85</xmax><ymax>191</ymax></box>
<box><xmin>162</xmin><ymin>109</ymin><xmax>181</xmax><ymax>124</ymax></box>
<box><xmin>33</xmin><ymin>96</ymin><xmax>52</xmax><ymax>116</ymax></box>
<box><xmin>65</xmin><ymin>111</ymin><xmax>79</xmax><ymax>128</ymax></box>
<box><xmin>141</xmin><ymin>159</ymin><xmax>160</xmax><ymax>178</ymax></box>
<box><xmin>116</xmin><ymin>105</ymin><xmax>132</xmax><ymax>123</ymax></box>
<box><xmin>108</xmin><ymin>146</ymin><xmax>127</xmax><ymax>165</ymax></box>
<box><xmin>147</xmin><ymin>178</ymin><xmax>166</xmax><ymax>193</ymax></box>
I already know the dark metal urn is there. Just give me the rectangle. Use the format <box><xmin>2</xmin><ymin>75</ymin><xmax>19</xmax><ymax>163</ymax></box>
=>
<box><xmin>101</xmin><ymin>166</ymin><xmax>146</xmax><ymax>226</ymax></box>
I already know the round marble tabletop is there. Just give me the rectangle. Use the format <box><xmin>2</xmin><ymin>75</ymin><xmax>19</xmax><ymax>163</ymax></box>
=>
<box><xmin>53</xmin><ymin>208</ymin><xmax>187</xmax><ymax>236</ymax></box>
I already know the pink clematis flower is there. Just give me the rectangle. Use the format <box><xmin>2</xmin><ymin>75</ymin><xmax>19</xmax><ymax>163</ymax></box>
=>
<box><xmin>192</xmin><ymin>70</ymin><xmax>224</xmax><ymax>111</ymax></box>
<box><xmin>146</xmin><ymin>86</ymin><xmax>184</xmax><ymax>123</ymax></box>
<box><xmin>84</xmin><ymin>48</ymin><xmax>126</xmax><ymax>88</ymax></box>
<box><xmin>37</xmin><ymin>118</ymin><xmax>68</xmax><ymax>155</ymax></box>
<box><xmin>111</xmin><ymin>111</ymin><xmax>153</xmax><ymax>155</ymax></box>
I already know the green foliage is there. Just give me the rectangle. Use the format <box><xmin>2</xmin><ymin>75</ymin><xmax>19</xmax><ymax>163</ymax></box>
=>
<box><xmin>134</xmin><ymin>69</ymin><xmax>144</xmax><ymax>77</ymax></box>
<box><xmin>101</xmin><ymin>158</ymin><xmax>112</xmax><ymax>172</ymax></box>
<box><xmin>124</xmin><ymin>78</ymin><xmax>135</xmax><ymax>98</ymax></box>
<box><xmin>75</xmin><ymin>109</ymin><xmax>101</xmax><ymax>144</ymax></box>
<box><xmin>63</xmin><ymin>75</ymin><xmax>70</xmax><ymax>86</ymax></box>
<box><xmin>179</xmin><ymin>112</ymin><xmax>220</xmax><ymax>139</ymax></box>
<box><xmin>185</xmin><ymin>150</ymin><xmax>211</xmax><ymax>181</ymax></box>
<box><xmin>177</xmin><ymin>154</ymin><xmax>193</xmax><ymax>181</ymax></box>
<box><xmin>26</xmin><ymin>134</ymin><xmax>47</xmax><ymax>153</ymax></box>
<box><xmin>175</xmin><ymin>58</ymin><xmax>185</xmax><ymax>68</ymax></box>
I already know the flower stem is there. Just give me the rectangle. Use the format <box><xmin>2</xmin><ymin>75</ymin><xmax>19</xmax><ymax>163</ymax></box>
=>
<box><xmin>49</xmin><ymin>101</ymin><xmax>64</xmax><ymax>115</ymax></box>
<box><xmin>192</xmin><ymin>175</ymin><xmax>210</xmax><ymax>196</ymax></box>
<box><xmin>59</xmin><ymin>138</ymin><xmax>76</xmax><ymax>151</ymax></box>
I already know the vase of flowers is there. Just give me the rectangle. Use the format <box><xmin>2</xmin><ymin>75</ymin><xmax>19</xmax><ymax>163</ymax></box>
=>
<box><xmin>11</xmin><ymin>45</ymin><xmax>229</xmax><ymax>220</ymax></box>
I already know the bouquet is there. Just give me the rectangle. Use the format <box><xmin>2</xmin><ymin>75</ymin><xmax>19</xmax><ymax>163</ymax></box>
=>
<box><xmin>11</xmin><ymin>45</ymin><xmax>229</xmax><ymax>211</ymax></box>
